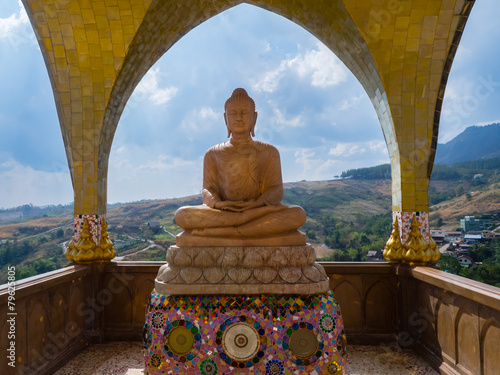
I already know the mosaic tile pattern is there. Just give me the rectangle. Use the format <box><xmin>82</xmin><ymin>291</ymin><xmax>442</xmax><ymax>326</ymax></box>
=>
<box><xmin>144</xmin><ymin>291</ymin><xmax>346</xmax><ymax>374</ymax></box>
<box><xmin>73</xmin><ymin>214</ymin><xmax>103</xmax><ymax>246</ymax></box>
<box><xmin>393</xmin><ymin>211</ymin><xmax>430</xmax><ymax>244</ymax></box>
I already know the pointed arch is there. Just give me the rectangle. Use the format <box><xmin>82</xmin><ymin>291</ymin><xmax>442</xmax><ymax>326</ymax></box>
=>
<box><xmin>97</xmin><ymin>0</ymin><xmax>389</xmax><ymax>213</ymax></box>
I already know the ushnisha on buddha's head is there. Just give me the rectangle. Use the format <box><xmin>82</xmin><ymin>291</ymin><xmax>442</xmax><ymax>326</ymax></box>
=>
<box><xmin>224</xmin><ymin>88</ymin><xmax>258</xmax><ymax>140</ymax></box>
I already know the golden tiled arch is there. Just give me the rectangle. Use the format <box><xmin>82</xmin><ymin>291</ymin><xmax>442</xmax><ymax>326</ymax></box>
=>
<box><xmin>21</xmin><ymin>0</ymin><xmax>475</xmax><ymax>264</ymax></box>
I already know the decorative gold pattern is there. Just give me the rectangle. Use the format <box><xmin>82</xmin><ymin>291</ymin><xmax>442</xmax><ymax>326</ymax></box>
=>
<box><xmin>97</xmin><ymin>218</ymin><xmax>116</xmax><ymax>260</ymax></box>
<box><xmin>385</xmin><ymin>214</ymin><xmax>441</xmax><ymax>265</ymax></box>
<box><xmin>65</xmin><ymin>217</ymin><xmax>115</xmax><ymax>263</ymax></box>
<box><xmin>383</xmin><ymin>218</ymin><xmax>404</xmax><ymax>263</ymax></box>
<box><xmin>72</xmin><ymin>219</ymin><xmax>95</xmax><ymax>262</ymax></box>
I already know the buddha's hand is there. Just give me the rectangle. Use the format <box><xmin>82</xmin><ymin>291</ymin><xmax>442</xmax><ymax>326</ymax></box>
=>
<box><xmin>214</xmin><ymin>199</ymin><xmax>265</xmax><ymax>212</ymax></box>
<box><xmin>231</xmin><ymin>199</ymin><xmax>265</xmax><ymax>211</ymax></box>
<box><xmin>214</xmin><ymin>200</ymin><xmax>247</xmax><ymax>212</ymax></box>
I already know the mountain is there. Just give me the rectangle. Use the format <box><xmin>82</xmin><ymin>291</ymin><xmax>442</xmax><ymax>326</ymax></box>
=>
<box><xmin>435</xmin><ymin>123</ymin><xmax>500</xmax><ymax>165</ymax></box>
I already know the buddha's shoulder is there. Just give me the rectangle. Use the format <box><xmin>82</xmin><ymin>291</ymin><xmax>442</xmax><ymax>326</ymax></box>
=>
<box><xmin>204</xmin><ymin>140</ymin><xmax>279</xmax><ymax>157</ymax></box>
<box><xmin>253</xmin><ymin>140</ymin><xmax>279</xmax><ymax>153</ymax></box>
<box><xmin>251</xmin><ymin>140</ymin><xmax>274</xmax><ymax>149</ymax></box>
<box><xmin>205</xmin><ymin>142</ymin><xmax>229</xmax><ymax>155</ymax></box>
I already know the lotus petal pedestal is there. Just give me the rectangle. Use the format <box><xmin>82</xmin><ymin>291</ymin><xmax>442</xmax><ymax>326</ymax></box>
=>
<box><xmin>144</xmin><ymin>244</ymin><xmax>346</xmax><ymax>374</ymax></box>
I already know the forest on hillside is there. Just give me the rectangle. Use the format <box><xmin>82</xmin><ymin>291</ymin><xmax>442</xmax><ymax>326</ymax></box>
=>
<box><xmin>341</xmin><ymin>157</ymin><xmax>500</xmax><ymax>180</ymax></box>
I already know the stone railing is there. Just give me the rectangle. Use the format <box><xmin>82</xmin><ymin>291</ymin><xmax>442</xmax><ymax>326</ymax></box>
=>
<box><xmin>1</xmin><ymin>261</ymin><xmax>499</xmax><ymax>375</ymax></box>
<box><xmin>0</xmin><ymin>264</ymin><xmax>94</xmax><ymax>375</ymax></box>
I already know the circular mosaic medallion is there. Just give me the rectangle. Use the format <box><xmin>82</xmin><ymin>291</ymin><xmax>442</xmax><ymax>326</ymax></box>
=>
<box><xmin>168</xmin><ymin>326</ymin><xmax>194</xmax><ymax>355</ymax></box>
<box><xmin>282</xmin><ymin>322</ymin><xmax>324</xmax><ymax>365</ymax></box>
<box><xmin>163</xmin><ymin>319</ymin><xmax>202</xmax><ymax>362</ymax></box>
<box><xmin>319</xmin><ymin>313</ymin><xmax>336</xmax><ymax>333</ymax></box>
<box><xmin>290</xmin><ymin>329</ymin><xmax>319</xmax><ymax>358</ymax></box>
<box><xmin>200</xmin><ymin>358</ymin><xmax>218</xmax><ymax>375</ymax></box>
<box><xmin>223</xmin><ymin>322</ymin><xmax>260</xmax><ymax>361</ymax></box>
<box><xmin>325</xmin><ymin>360</ymin><xmax>341</xmax><ymax>375</ymax></box>
<box><xmin>149</xmin><ymin>353</ymin><xmax>162</xmax><ymax>369</ymax></box>
<box><xmin>151</xmin><ymin>311</ymin><xmax>166</xmax><ymax>329</ymax></box>
<box><xmin>265</xmin><ymin>359</ymin><xmax>285</xmax><ymax>375</ymax></box>
<box><xmin>216</xmin><ymin>315</ymin><xmax>266</xmax><ymax>368</ymax></box>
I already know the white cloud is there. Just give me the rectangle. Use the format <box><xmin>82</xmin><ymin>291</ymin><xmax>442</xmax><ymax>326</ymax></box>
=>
<box><xmin>0</xmin><ymin>159</ymin><xmax>73</xmax><ymax>208</ymax></box>
<box><xmin>367</xmin><ymin>140</ymin><xmax>388</xmax><ymax>154</ymax></box>
<box><xmin>179</xmin><ymin>106</ymin><xmax>220</xmax><ymax>136</ymax></box>
<box><xmin>133</xmin><ymin>67</ymin><xmax>178</xmax><ymax>105</ymax></box>
<box><xmin>0</xmin><ymin>1</ymin><xmax>28</xmax><ymax>38</ymax></box>
<box><xmin>253</xmin><ymin>63</ymin><xmax>287</xmax><ymax>93</ymax></box>
<box><xmin>280</xmin><ymin>141</ymin><xmax>389</xmax><ymax>183</ymax></box>
<box><xmin>137</xmin><ymin>155</ymin><xmax>200</xmax><ymax>172</ymax></box>
<box><xmin>440</xmin><ymin>74</ymin><xmax>500</xmax><ymax>142</ymax></box>
<box><xmin>475</xmin><ymin>119</ymin><xmax>500</xmax><ymax>126</ymax></box>
<box><xmin>108</xmin><ymin>147</ymin><xmax>203</xmax><ymax>202</ymax></box>
<box><xmin>253</xmin><ymin>42</ymin><xmax>348</xmax><ymax>92</ymax></box>
<box><xmin>269</xmin><ymin>105</ymin><xmax>303</xmax><ymax>133</ymax></box>
<box><xmin>0</xmin><ymin>0</ymin><xmax>35</xmax><ymax>52</ymax></box>
<box><xmin>199</xmin><ymin>107</ymin><xmax>219</xmax><ymax>120</ymax></box>
<box><xmin>339</xmin><ymin>94</ymin><xmax>364</xmax><ymax>111</ymax></box>
<box><xmin>293</xmin><ymin>43</ymin><xmax>348</xmax><ymax>88</ymax></box>
<box><xmin>329</xmin><ymin>143</ymin><xmax>366</xmax><ymax>157</ymax></box>
<box><xmin>290</xmin><ymin>148</ymin><xmax>338</xmax><ymax>181</ymax></box>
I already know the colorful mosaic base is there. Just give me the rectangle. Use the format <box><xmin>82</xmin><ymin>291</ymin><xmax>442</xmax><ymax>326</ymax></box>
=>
<box><xmin>73</xmin><ymin>214</ymin><xmax>103</xmax><ymax>246</ymax></box>
<box><xmin>393</xmin><ymin>211</ymin><xmax>430</xmax><ymax>244</ymax></box>
<box><xmin>144</xmin><ymin>291</ymin><xmax>346</xmax><ymax>374</ymax></box>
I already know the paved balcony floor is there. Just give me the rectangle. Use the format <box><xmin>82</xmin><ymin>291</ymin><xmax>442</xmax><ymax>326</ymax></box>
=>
<box><xmin>54</xmin><ymin>341</ymin><xmax>438</xmax><ymax>375</ymax></box>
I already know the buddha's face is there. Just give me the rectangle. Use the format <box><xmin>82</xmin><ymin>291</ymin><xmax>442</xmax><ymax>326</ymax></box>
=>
<box><xmin>224</xmin><ymin>100</ymin><xmax>257</xmax><ymax>138</ymax></box>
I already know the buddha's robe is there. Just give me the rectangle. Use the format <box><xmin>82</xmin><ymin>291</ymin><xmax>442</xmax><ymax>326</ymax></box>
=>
<box><xmin>174</xmin><ymin>140</ymin><xmax>306</xmax><ymax>244</ymax></box>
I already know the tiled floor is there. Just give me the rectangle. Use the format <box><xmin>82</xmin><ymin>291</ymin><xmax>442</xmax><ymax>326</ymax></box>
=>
<box><xmin>54</xmin><ymin>341</ymin><xmax>439</xmax><ymax>375</ymax></box>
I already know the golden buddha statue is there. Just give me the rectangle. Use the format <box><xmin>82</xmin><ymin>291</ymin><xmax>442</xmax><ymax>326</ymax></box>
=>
<box><xmin>175</xmin><ymin>88</ymin><xmax>306</xmax><ymax>246</ymax></box>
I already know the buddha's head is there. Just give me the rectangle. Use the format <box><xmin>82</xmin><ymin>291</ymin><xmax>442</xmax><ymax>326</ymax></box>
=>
<box><xmin>224</xmin><ymin>88</ymin><xmax>258</xmax><ymax>138</ymax></box>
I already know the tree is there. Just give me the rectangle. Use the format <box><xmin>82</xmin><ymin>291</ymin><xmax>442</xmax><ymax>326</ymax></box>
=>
<box><xmin>469</xmin><ymin>243</ymin><xmax>493</xmax><ymax>263</ymax></box>
<box><xmin>438</xmin><ymin>255</ymin><xmax>461</xmax><ymax>274</ymax></box>
<box><xmin>306</xmin><ymin>230</ymin><xmax>316</xmax><ymax>240</ymax></box>
<box><xmin>455</xmin><ymin>185</ymin><xmax>465</xmax><ymax>197</ymax></box>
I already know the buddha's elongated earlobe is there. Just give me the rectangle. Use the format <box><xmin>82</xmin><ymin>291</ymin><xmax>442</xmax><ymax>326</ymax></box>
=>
<box><xmin>224</xmin><ymin>112</ymin><xmax>231</xmax><ymax>138</ymax></box>
<box><xmin>251</xmin><ymin>112</ymin><xmax>258</xmax><ymax>137</ymax></box>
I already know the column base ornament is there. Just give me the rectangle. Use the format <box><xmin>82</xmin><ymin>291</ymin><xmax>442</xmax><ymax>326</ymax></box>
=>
<box><xmin>383</xmin><ymin>213</ymin><xmax>440</xmax><ymax>265</ymax></box>
<box><xmin>65</xmin><ymin>215</ymin><xmax>115</xmax><ymax>263</ymax></box>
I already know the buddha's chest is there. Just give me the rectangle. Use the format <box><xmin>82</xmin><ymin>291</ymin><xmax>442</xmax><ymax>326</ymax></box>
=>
<box><xmin>215</xmin><ymin>152</ymin><xmax>262</xmax><ymax>200</ymax></box>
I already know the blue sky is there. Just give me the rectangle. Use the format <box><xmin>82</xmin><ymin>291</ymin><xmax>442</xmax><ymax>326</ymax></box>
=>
<box><xmin>0</xmin><ymin>0</ymin><xmax>499</xmax><ymax>209</ymax></box>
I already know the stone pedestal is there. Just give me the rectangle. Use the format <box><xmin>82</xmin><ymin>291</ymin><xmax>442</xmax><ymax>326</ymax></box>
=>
<box><xmin>144</xmin><ymin>245</ymin><xmax>346</xmax><ymax>374</ymax></box>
